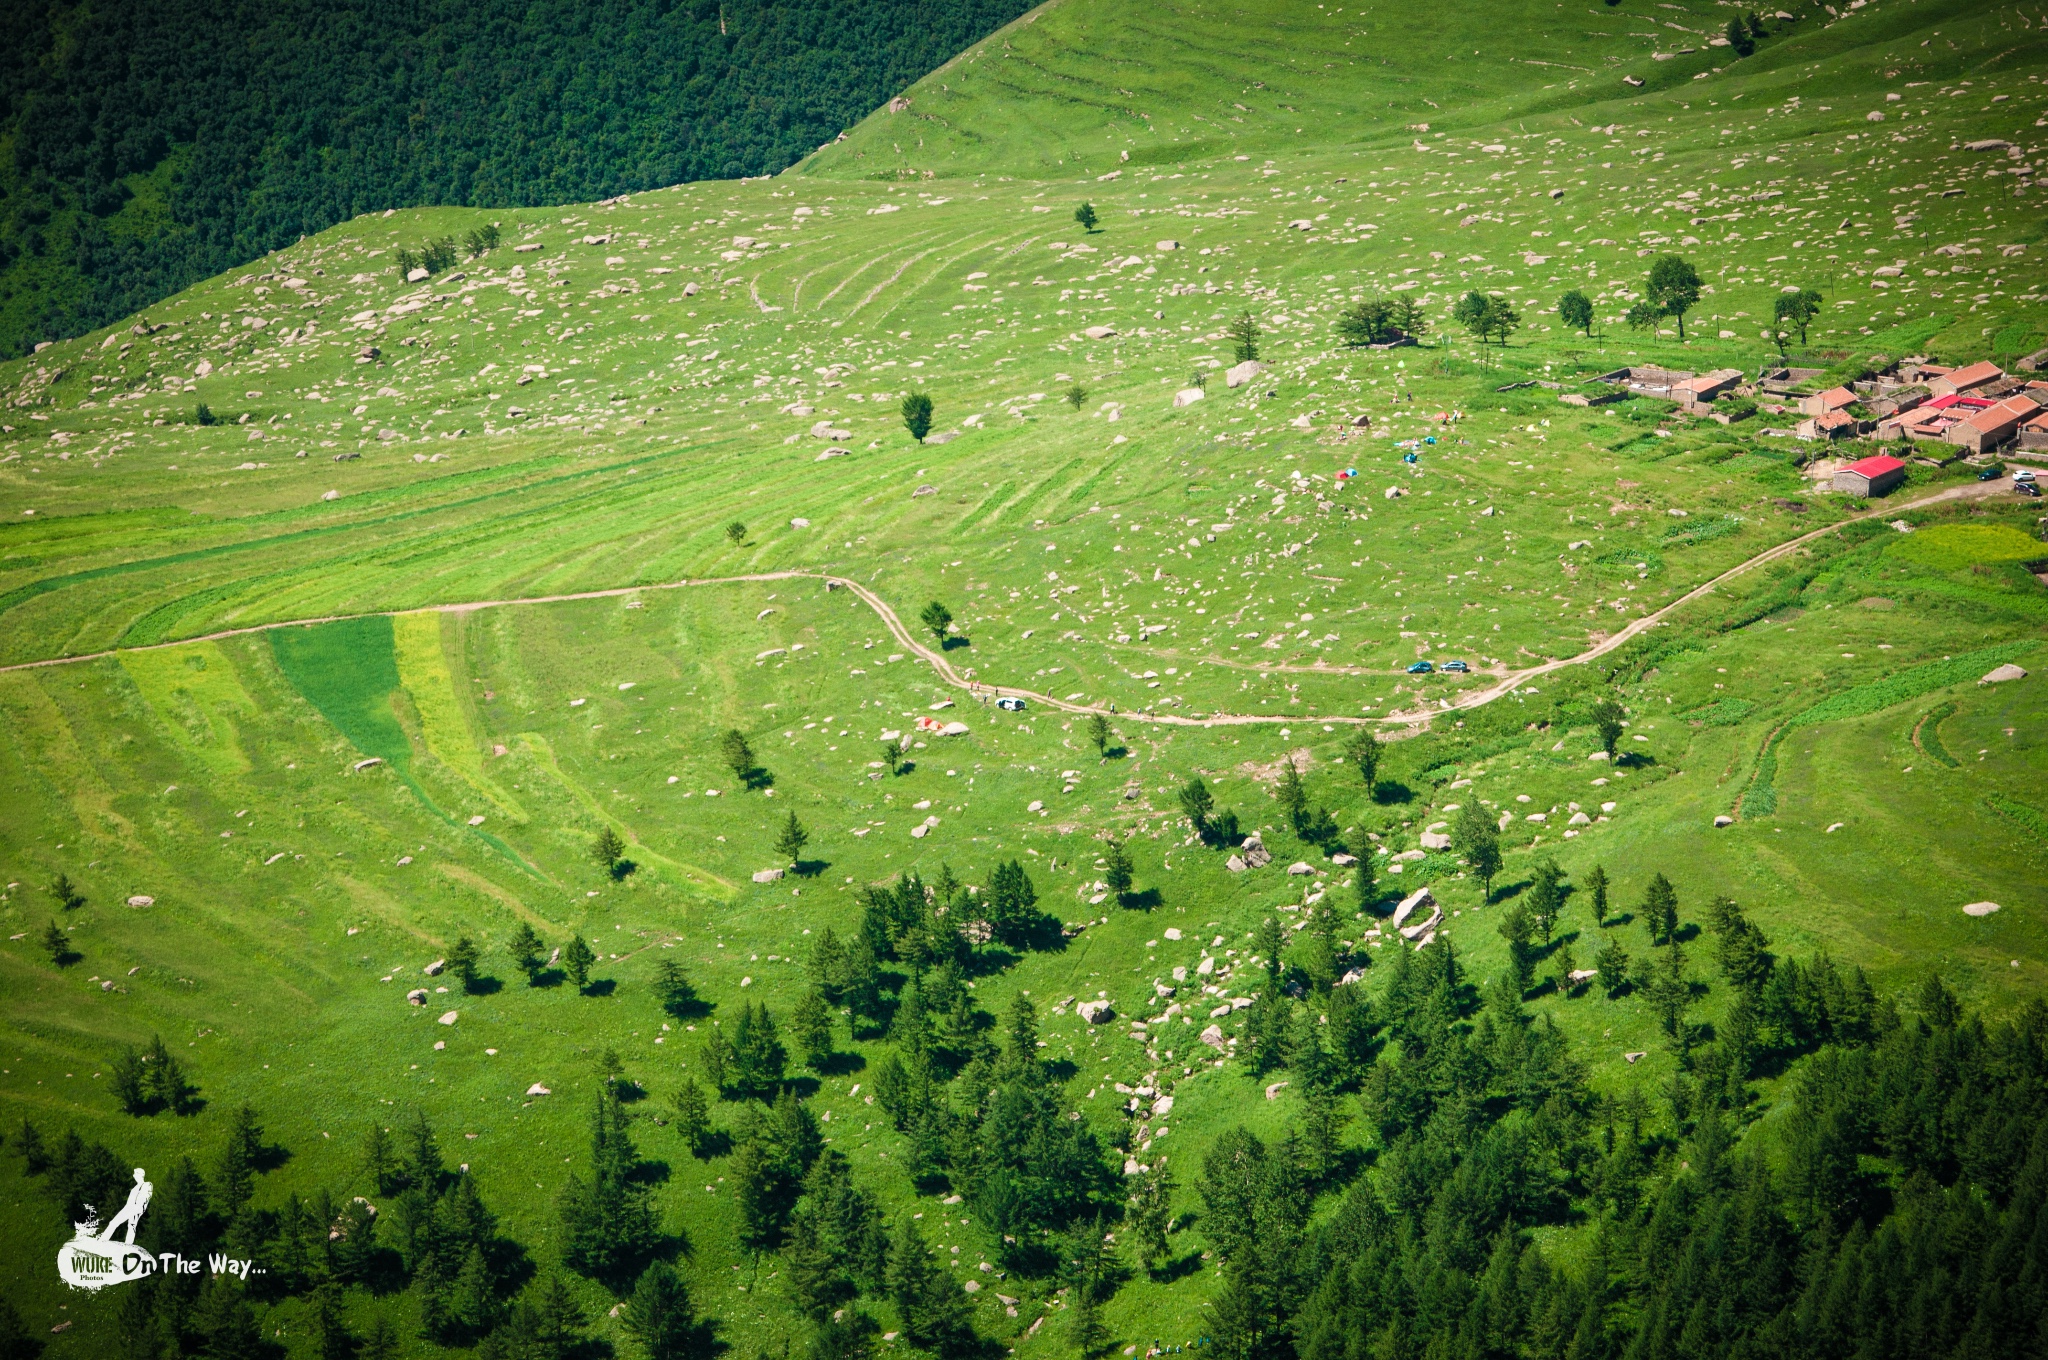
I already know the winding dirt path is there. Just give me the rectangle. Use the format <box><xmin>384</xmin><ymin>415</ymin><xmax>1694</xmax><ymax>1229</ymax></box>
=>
<box><xmin>0</xmin><ymin>479</ymin><xmax>2013</xmax><ymax>732</ymax></box>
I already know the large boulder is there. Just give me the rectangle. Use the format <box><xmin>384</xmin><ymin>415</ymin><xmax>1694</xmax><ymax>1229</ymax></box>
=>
<box><xmin>752</xmin><ymin>868</ymin><xmax>786</xmax><ymax>884</ymax></box>
<box><xmin>1391</xmin><ymin>886</ymin><xmax>1435</xmax><ymax>929</ymax></box>
<box><xmin>1418</xmin><ymin>830</ymin><xmax>1451</xmax><ymax>851</ymax></box>
<box><xmin>1981</xmin><ymin>664</ymin><xmax>2028</xmax><ymax>685</ymax></box>
<box><xmin>1225</xmin><ymin>360</ymin><xmax>1266</xmax><ymax>389</ymax></box>
<box><xmin>1172</xmin><ymin>387</ymin><xmax>1206</xmax><ymax>408</ymax></box>
<box><xmin>1077</xmin><ymin>999</ymin><xmax>1117</xmax><ymax>1024</ymax></box>
<box><xmin>1240</xmin><ymin>833</ymin><xmax>1272</xmax><ymax>869</ymax></box>
<box><xmin>1083</xmin><ymin>325</ymin><xmax>1118</xmax><ymax>340</ymax></box>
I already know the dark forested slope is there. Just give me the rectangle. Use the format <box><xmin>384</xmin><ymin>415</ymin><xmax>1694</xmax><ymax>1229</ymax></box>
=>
<box><xmin>0</xmin><ymin>0</ymin><xmax>1031</xmax><ymax>357</ymax></box>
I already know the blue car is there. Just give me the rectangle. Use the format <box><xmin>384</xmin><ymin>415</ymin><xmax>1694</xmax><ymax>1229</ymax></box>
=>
<box><xmin>1406</xmin><ymin>660</ymin><xmax>1434</xmax><ymax>674</ymax></box>
<box><xmin>996</xmin><ymin>696</ymin><xmax>1027</xmax><ymax>712</ymax></box>
<box><xmin>1442</xmin><ymin>660</ymin><xmax>1470</xmax><ymax>673</ymax></box>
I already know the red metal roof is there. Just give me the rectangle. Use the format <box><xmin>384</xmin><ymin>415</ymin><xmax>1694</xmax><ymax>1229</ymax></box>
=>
<box><xmin>1842</xmin><ymin>454</ymin><xmax>1907</xmax><ymax>478</ymax></box>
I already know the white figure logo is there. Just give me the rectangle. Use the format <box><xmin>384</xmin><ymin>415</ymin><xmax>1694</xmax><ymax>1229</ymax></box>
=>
<box><xmin>56</xmin><ymin>1167</ymin><xmax>155</xmax><ymax>1291</ymax></box>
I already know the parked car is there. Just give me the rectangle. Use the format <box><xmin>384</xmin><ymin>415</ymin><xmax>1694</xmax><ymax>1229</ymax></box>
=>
<box><xmin>995</xmin><ymin>696</ymin><xmax>1027</xmax><ymax>711</ymax></box>
<box><xmin>1406</xmin><ymin>660</ymin><xmax>1435</xmax><ymax>674</ymax></box>
<box><xmin>2014</xmin><ymin>467</ymin><xmax>2038</xmax><ymax>484</ymax></box>
<box><xmin>1442</xmin><ymin>659</ymin><xmax>1470</xmax><ymax>673</ymax></box>
<box><xmin>1978</xmin><ymin>462</ymin><xmax>2006</xmax><ymax>481</ymax></box>
<box><xmin>2017</xmin><ymin>480</ymin><xmax>2042</xmax><ymax>498</ymax></box>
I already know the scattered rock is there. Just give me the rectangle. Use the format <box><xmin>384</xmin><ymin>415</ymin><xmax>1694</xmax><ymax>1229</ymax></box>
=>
<box><xmin>1224</xmin><ymin>360</ymin><xmax>1266</xmax><ymax>388</ymax></box>
<box><xmin>438</xmin><ymin>1010</ymin><xmax>459</xmax><ymax>1025</ymax></box>
<box><xmin>1077</xmin><ymin>999</ymin><xmax>1116</xmax><ymax>1024</ymax></box>
<box><xmin>1963</xmin><ymin>901</ymin><xmax>2002</xmax><ymax>917</ymax></box>
<box><xmin>527</xmin><ymin>1083</ymin><xmax>551</xmax><ymax>1096</ymax></box>
<box><xmin>1625</xmin><ymin>1051</ymin><xmax>1648</xmax><ymax>1063</ymax></box>
<box><xmin>1172</xmin><ymin>387</ymin><xmax>1206</xmax><ymax>408</ymax></box>
<box><xmin>424</xmin><ymin>959</ymin><xmax>445</xmax><ymax>976</ymax></box>
<box><xmin>1980</xmin><ymin>664</ymin><xmax>2027</xmax><ymax>685</ymax></box>
<box><xmin>1286</xmin><ymin>861</ymin><xmax>1314</xmax><ymax>876</ymax></box>
<box><xmin>1391</xmin><ymin>886</ymin><xmax>1434</xmax><ymax>929</ymax></box>
<box><xmin>407</xmin><ymin>989</ymin><xmax>429</xmax><ymax>1005</ymax></box>
<box><xmin>1240</xmin><ymin>833</ymin><xmax>1272</xmax><ymax>869</ymax></box>
<box><xmin>1418</xmin><ymin>830</ymin><xmax>1451</xmax><ymax>850</ymax></box>
<box><xmin>1264</xmin><ymin>1080</ymin><xmax>1291</xmax><ymax>1099</ymax></box>
<box><xmin>1083</xmin><ymin>325</ymin><xmax>1119</xmax><ymax>340</ymax></box>
<box><xmin>1713</xmin><ymin>815</ymin><xmax>1734</xmax><ymax>828</ymax></box>
<box><xmin>126</xmin><ymin>895</ymin><xmax>155</xmax><ymax>908</ymax></box>
<box><xmin>1225</xmin><ymin>854</ymin><xmax>1248</xmax><ymax>872</ymax></box>
<box><xmin>752</xmin><ymin>868</ymin><xmax>786</xmax><ymax>883</ymax></box>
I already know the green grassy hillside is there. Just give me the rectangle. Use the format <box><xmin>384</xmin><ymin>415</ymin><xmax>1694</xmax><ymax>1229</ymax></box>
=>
<box><xmin>1</xmin><ymin>0</ymin><xmax>2046</xmax><ymax>1356</ymax></box>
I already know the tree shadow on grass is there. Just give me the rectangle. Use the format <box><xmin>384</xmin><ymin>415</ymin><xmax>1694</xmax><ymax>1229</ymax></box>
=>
<box><xmin>610</xmin><ymin>859</ymin><xmax>638</xmax><ymax>882</ymax></box>
<box><xmin>1149</xmin><ymin>1250</ymin><xmax>1206</xmax><ymax>1285</ymax></box>
<box><xmin>1374</xmin><ymin>781</ymin><xmax>1417</xmax><ymax>806</ymax></box>
<box><xmin>462</xmin><ymin>975</ymin><xmax>503</xmax><ymax>997</ymax></box>
<box><xmin>1118</xmin><ymin>888</ymin><xmax>1164</xmax><ymax>911</ymax></box>
<box><xmin>940</xmin><ymin>635</ymin><xmax>972</xmax><ymax>651</ymax></box>
<box><xmin>1493</xmin><ymin>876</ymin><xmax>1534</xmax><ymax>902</ymax></box>
<box><xmin>814</xmin><ymin>1051</ymin><xmax>867</xmax><ymax>1078</ymax></box>
<box><xmin>580</xmin><ymin>978</ymin><xmax>617</xmax><ymax>998</ymax></box>
<box><xmin>793</xmin><ymin>857</ymin><xmax>830</xmax><ymax>879</ymax></box>
<box><xmin>740</xmin><ymin>767</ymin><xmax>774</xmax><ymax>792</ymax></box>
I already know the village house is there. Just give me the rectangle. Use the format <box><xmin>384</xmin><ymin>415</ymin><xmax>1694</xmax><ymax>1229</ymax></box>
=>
<box><xmin>1799</xmin><ymin>385</ymin><xmax>1859</xmax><ymax>417</ymax></box>
<box><xmin>1671</xmin><ymin>369</ymin><xmax>1745</xmax><ymax>410</ymax></box>
<box><xmin>1830</xmin><ymin>453</ymin><xmax>1909</xmax><ymax>497</ymax></box>
<box><xmin>1947</xmin><ymin>394</ymin><xmax>2043</xmax><ymax>455</ymax></box>
<box><xmin>1877</xmin><ymin>392</ymin><xmax>1994</xmax><ymax>442</ymax></box>
<box><xmin>1928</xmin><ymin>359</ymin><xmax>2005</xmax><ymax>397</ymax></box>
<box><xmin>1799</xmin><ymin>409</ymin><xmax>1861</xmax><ymax>441</ymax></box>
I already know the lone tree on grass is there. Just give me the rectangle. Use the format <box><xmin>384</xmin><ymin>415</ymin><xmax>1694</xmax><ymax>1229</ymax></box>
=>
<box><xmin>880</xmin><ymin>737</ymin><xmax>906</xmax><ymax>776</ymax></box>
<box><xmin>448</xmin><ymin>936</ymin><xmax>482</xmax><ymax>992</ymax></box>
<box><xmin>653</xmin><ymin>960</ymin><xmax>699</xmax><ymax>1017</ymax></box>
<box><xmin>719</xmin><ymin>729</ymin><xmax>755</xmax><ymax>785</ymax></box>
<box><xmin>592</xmin><ymin>826</ymin><xmax>626</xmax><ymax>874</ymax></box>
<box><xmin>901</xmin><ymin>392</ymin><xmax>934</xmax><ymax>443</ymax></box>
<box><xmin>1065</xmin><ymin>384</ymin><xmax>1088</xmax><ymax>409</ymax></box>
<box><xmin>1228</xmin><ymin>311</ymin><xmax>1260</xmax><ymax>363</ymax></box>
<box><xmin>1725</xmin><ymin>15</ymin><xmax>1755</xmax><ymax>55</ymax></box>
<box><xmin>1645</xmin><ymin>255</ymin><xmax>1703</xmax><ymax>338</ymax></box>
<box><xmin>918</xmin><ymin>600</ymin><xmax>952</xmax><ymax>644</ymax></box>
<box><xmin>1103</xmin><ymin>837</ymin><xmax>1134</xmax><ymax>903</ymax></box>
<box><xmin>1774</xmin><ymin>288</ymin><xmax>1822</xmax><ymax>345</ymax></box>
<box><xmin>41</xmin><ymin>920</ymin><xmax>71</xmax><ymax>966</ymax></box>
<box><xmin>1346</xmin><ymin>728</ymin><xmax>1383</xmax><ymax>797</ymax></box>
<box><xmin>723</xmin><ymin>521</ymin><xmax>746</xmax><ymax>547</ymax></box>
<box><xmin>1454</xmin><ymin>805</ymin><xmax>1502</xmax><ymax>902</ymax></box>
<box><xmin>462</xmin><ymin>224</ymin><xmax>502</xmax><ymax>257</ymax></box>
<box><xmin>1557</xmin><ymin>289</ymin><xmax>1595</xmax><ymax>338</ymax></box>
<box><xmin>48</xmin><ymin>873</ymin><xmax>86</xmax><ymax>912</ymax></box>
<box><xmin>774</xmin><ymin>810</ymin><xmax>810</xmax><ymax>866</ymax></box>
<box><xmin>1585</xmin><ymin>863</ymin><xmax>1611</xmax><ymax>927</ymax></box>
<box><xmin>1086</xmin><ymin>712</ymin><xmax>1114</xmax><ymax>758</ymax></box>
<box><xmin>509</xmin><ymin>922</ymin><xmax>545</xmax><ymax>985</ymax></box>
<box><xmin>1177</xmin><ymin>776</ymin><xmax>1214</xmax><ymax>837</ymax></box>
<box><xmin>1074</xmin><ymin>201</ymin><xmax>1099</xmax><ymax>233</ymax></box>
<box><xmin>564</xmin><ymin>935</ymin><xmax>597</xmax><ymax>990</ymax></box>
<box><xmin>1590</xmin><ymin>698</ymin><xmax>1625</xmax><ymax>760</ymax></box>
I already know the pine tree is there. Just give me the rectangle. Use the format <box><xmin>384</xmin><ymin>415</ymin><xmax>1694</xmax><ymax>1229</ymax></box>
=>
<box><xmin>699</xmin><ymin>1026</ymin><xmax>733</xmax><ymax>1095</ymax></box>
<box><xmin>1177</xmin><ymin>776</ymin><xmax>1214</xmax><ymax>837</ymax></box>
<box><xmin>1074</xmin><ymin>201</ymin><xmax>1099</xmax><ymax>232</ymax></box>
<box><xmin>1590</xmin><ymin>698</ymin><xmax>1626</xmax><ymax>759</ymax></box>
<box><xmin>1499</xmin><ymin>903</ymin><xmax>1537</xmax><ymax>996</ymax></box>
<box><xmin>48</xmin><ymin>872</ymin><xmax>86</xmax><ymax>912</ymax></box>
<box><xmin>1345</xmin><ymin>728</ymin><xmax>1383</xmax><ymax>794</ymax></box>
<box><xmin>564</xmin><ymin>935</ymin><xmax>596</xmax><ymax>990</ymax></box>
<box><xmin>1643</xmin><ymin>873</ymin><xmax>1680</xmax><ymax>945</ymax></box>
<box><xmin>731</xmin><ymin>1001</ymin><xmax>788</xmax><ymax>1098</ymax></box>
<box><xmin>591</xmin><ymin>825</ymin><xmax>626</xmax><ymax>871</ymax></box>
<box><xmin>1557</xmin><ymin>288</ymin><xmax>1595</xmax><ymax>336</ymax></box>
<box><xmin>1585</xmin><ymin>864</ymin><xmax>1610</xmax><ymax>926</ymax></box>
<box><xmin>718</xmin><ymin>729</ymin><xmax>755</xmax><ymax>784</ymax></box>
<box><xmin>1129</xmin><ymin>1163</ymin><xmax>1175</xmax><ymax>1269</ymax></box>
<box><xmin>530</xmin><ymin>1273</ymin><xmax>589</xmax><ymax>1360</ymax></box>
<box><xmin>1103</xmin><ymin>837</ymin><xmax>1134</xmax><ymax>902</ymax></box>
<box><xmin>1455</xmin><ymin>806</ymin><xmax>1502</xmax><ymax>901</ymax></box>
<box><xmin>673</xmin><ymin>1078</ymin><xmax>714</xmax><ymax>1157</ymax></box>
<box><xmin>448</xmin><ymin>935</ymin><xmax>481</xmax><ymax>992</ymax></box>
<box><xmin>361</xmin><ymin>1122</ymin><xmax>400</xmax><ymax>1195</ymax></box>
<box><xmin>775</xmin><ymin>810</ymin><xmax>810</xmax><ymax>865</ymax></box>
<box><xmin>623</xmin><ymin>1261</ymin><xmax>712</xmax><ymax>1360</ymax></box>
<box><xmin>1275</xmin><ymin>758</ymin><xmax>1307</xmax><ymax>825</ymax></box>
<box><xmin>1353</xmin><ymin>828</ymin><xmax>1379</xmax><ymax>909</ymax></box>
<box><xmin>360</xmin><ymin>1314</ymin><xmax>399</xmax><ymax>1360</ymax></box>
<box><xmin>1068</xmin><ymin>1284</ymin><xmax>1109</xmax><ymax>1358</ymax></box>
<box><xmin>888</xmin><ymin>1218</ymin><xmax>978</xmax><ymax>1357</ymax></box>
<box><xmin>1228</xmin><ymin>310</ymin><xmax>1260</xmax><ymax>363</ymax></box>
<box><xmin>560</xmin><ymin>1086</ymin><xmax>660</xmax><ymax>1290</ymax></box>
<box><xmin>40</xmin><ymin>920</ymin><xmax>69</xmax><ymax>966</ymax></box>
<box><xmin>793</xmin><ymin>989</ymin><xmax>835</xmax><ymax>1071</ymax></box>
<box><xmin>652</xmin><ymin>959</ymin><xmax>698</xmax><ymax>1017</ymax></box>
<box><xmin>1527</xmin><ymin>860</ymin><xmax>1568</xmax><ymax>943</ymax></box>
<box><xmin>508</xmin><ymin>921</ymin><xmax>545</xmax><ymax>984</ymax></box>
<box><xmin>1086</xmin><ymin>711</ymin><xmax>1113</xmax><ymax>756</ymax></box>
<box><xmin>214</xmin><ymin>1105</ymin><xmax>262</xmax><ymax>1218</ymax></box>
